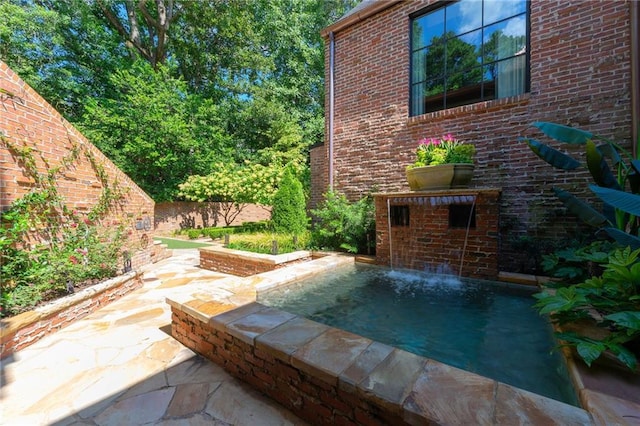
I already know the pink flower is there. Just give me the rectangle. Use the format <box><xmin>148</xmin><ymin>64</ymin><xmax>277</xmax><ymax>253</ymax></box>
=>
<box><xmin>83</xmin><ymin>218</ymin><xmax>92</xmax><ymax>225</ymax></box>
<box><xmin>69</xmin><ymin>255</ymin><xmax>79</xmax><ymax>265</ymax></box>
<box><xmin>443</xmin><ymin>133</ymin><xmax>454</xmax><ymax>141</ymax></box>
<box><xmin>70</xmin><ymin>223</ymin><xmax>78</xmax><ymax>228</ymax></box>
<box><xmin>76</xmin><ymin>248</ymin><xmax>88</xmax><ymax>256</ymax></box>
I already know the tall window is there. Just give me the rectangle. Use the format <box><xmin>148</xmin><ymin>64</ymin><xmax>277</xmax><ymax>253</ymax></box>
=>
<box><xmin>410</xmin><ymin>0</ymin><xmax>529</xmax><ymax>116</ymax></box>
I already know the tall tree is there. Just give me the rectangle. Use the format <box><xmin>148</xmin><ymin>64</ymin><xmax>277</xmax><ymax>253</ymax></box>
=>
<box><xmin>96</xmin><ymin>0</ymin><xmax>181</xmax><ymax>68</ymax></box>
<box><xmin>80</xmin><ymin>61</ymin><xmax>232</xmax><ymax>201</ymax></box>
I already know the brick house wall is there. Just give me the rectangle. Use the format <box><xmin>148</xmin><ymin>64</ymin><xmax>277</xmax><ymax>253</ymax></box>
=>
<box><xmin>0</xmin><ymin>60</ymin><xmax>156</xmax><ymax>269</ymax></box>
<box><xmin>312</xmin><ymin>0</ymin><xmax>633</xmax><ymax>273</ymax></box>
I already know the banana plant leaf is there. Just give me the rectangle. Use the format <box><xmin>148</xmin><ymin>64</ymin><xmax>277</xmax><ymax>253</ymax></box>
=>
<box><xmin>590</xmin><ymin>185</ymin><xmax>640</xmax><ymax>216</ymax></box>
<box><xmin>532</xmin><ymin>122</ymin><xmax>594</xmax><ymax>144</ymax></box>
<box><xmin>599</xmin><ymin>227</ymin><xmax>640</xmax><ymax>250</ymax></box>
<box><xmin>525</xmin><ymin>138</ymin><xmax>581</xmax><ymax>170</ymax></box>
<box><xmin>586</xmin><ymin>140</ymin><xmax>621</xmax><ymax>189</ymax></box>
<box><xmin>553</xmin><ymin>187</ymin><xmax>610</xmax><ymax>227</ymax></box>
<box><xmin>598</xmin><ymin>143</ymin><xmax>622</xmax><ymax>166</ymax></box>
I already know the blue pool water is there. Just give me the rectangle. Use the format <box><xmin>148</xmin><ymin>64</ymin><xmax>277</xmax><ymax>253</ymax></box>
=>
<box><xmin>257</xmin><ymin>263</ymin><xmax>579</xmax><ymax>406</ymax></box>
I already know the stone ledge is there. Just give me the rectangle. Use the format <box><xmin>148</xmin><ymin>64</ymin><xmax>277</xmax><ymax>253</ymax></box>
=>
<box><xmin>1</xmin><ymin>271</ymin><xmax>142</xmax><ymax>358</ymax></box>
<box><xmin>168</xmin><ymin>256</ymin><xmax>640</xmax><ymax>425</ymax></box>
<box><xmin>199</xmin><ymin>246</ymin><xmax>312</xmax><ymax>266</ymax></box>
<box><xmin>171</xmin><ymin>302</ymin><xmax>592</xmax><ymax>425</ymax></box>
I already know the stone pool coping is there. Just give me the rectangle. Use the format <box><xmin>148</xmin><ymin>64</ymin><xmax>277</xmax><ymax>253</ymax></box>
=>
<box><xmin>166</xmin><ymin>253</ymin><xmax>640</xmax><ymax>425</ymax></box>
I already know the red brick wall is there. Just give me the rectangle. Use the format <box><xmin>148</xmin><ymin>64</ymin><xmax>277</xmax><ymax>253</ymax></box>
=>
<box><xmin>199</xmin><ymin>249</ymin><xmax>277</xmax><ymax>276</ymax></box>
<box><xmin>309</xmin><ymin>143</ymin><xmax>329</xmax><ymax>213</ymax></box>
<box><xmin>154</xmin><ymin>202</ymin><xmax>270</xmax><ymax>234</ymax></box>
<box><xmin>199</xmin><ymin>248</ymin><xmax>312</xmax><ymax>277</ymax></box>
<box><xmin>0</xmin><ymin>61</ymin><xmax>156</xmax><ymax>268</ymax></box>
<box><xmin>315</xmin><ymin>1</ymin><xmax>633</xmax><ymax>272</ymax></box>
<box><xmin>171</xmin><ymin>307</ymin><xmax>406</xmax><ymax>425</ymax></box>
<box><xmin>375</xmin><ymin>190</ymin><xmax>500</xmax><ymax>280</ymax></box>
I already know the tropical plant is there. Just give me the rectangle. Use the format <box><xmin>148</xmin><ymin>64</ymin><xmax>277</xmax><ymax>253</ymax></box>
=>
<box><xmin>534</xmin><ymin>246</ymin><xmax>640</xmax><ymax>371</ymax></box>
<box><xmin>271</xmin><ymin>167</ymin><xmax>308</xmax><ymax>234</ymax></box>
<box><xmin>311</xmin><ymin>190</ymin><xmax>375</xmax><ymax>254</ymax></box>
<box><xmin>525</xmin><ymin>121</ymin><xmax>640</xmax><ymax>371</ymax></box>
<box><xmin>541</xmin><ymin>240</ymin><xmax>614</xmax><ymax>285</ymax></box>
<box><xmin>522</xmin><ymin>121</ymin><xmax>640</xmax><ymax>248</ymax></box>
<box><xmin>407</xmin><ymin>134</ymin><xmax>475</xmax><ymax>169</ymax></box>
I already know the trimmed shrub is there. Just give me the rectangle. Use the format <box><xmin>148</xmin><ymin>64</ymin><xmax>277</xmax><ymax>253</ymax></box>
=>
<box><xmin>271</xmin><ymin>167</ymin><xmax>308</xmax><ymax>234</ymax></box>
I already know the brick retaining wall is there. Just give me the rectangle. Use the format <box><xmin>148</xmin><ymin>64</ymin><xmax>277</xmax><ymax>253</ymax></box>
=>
<box><xmin>0</xmin><ymin>271</ymin><xmax>143</xmax><ymax>359</ymax></box>
<box><xmin>171</xmin><ymin>306</ymin><xmax>410</xmax><ymax>425</ymax></box>
<box><xmin>199</xmin><ymin>246</ymin><xmax>312</xmax><ymax>277</ymax></box>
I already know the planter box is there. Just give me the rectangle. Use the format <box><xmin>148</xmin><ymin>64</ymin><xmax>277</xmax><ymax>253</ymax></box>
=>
<box><xmin>0</xmin><ymin>271</ymin><xmax>142</xmax><ymax>359</ymax></box>
<box><xmin>406</xmin><ymin>163</ymin><xmax>474</xmax><ymax>191</ymax></box>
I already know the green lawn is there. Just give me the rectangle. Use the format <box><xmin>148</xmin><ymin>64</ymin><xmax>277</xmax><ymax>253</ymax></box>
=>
<box><xmin>154</xmin><ymin>237</ymin><xmax>213</xmax><ymax>249</ymax></box>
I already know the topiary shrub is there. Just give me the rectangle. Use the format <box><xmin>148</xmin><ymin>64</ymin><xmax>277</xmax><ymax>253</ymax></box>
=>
<box><xmin>271</xmin><ymin>167</ymin><xmax>308</xmax><ymax>234</ymax></box>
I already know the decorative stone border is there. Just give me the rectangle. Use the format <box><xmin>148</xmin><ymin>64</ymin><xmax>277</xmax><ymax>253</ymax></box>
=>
<box><xmin>0</xmin><ymin>271</ymin><xmax>143</xmax><ymax>359</ymax></box>
<box><xmin>167</xmin><ymin>256</ymin><xmax>597</xmax><ymax>425</ymax></box>
<box><xmin>199</xmin><ymin>245</ymin><xmax>314</xmax><ymax>276</ymax></box>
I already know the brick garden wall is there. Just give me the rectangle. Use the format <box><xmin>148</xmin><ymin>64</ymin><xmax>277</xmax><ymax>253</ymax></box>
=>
<box><xmin>154</xmin><ymin>202</ymin><xmax>270</xmax><ymax>234</ymax></box>
<box><xmin>0</xmin><ymin>60</ymin><xmax>156</xmax><ymax>269</ymax></box>
<box><xmin>313</xmin><ymin>0</ymin><xmax>633</xmax><ymax>273</ymax></box>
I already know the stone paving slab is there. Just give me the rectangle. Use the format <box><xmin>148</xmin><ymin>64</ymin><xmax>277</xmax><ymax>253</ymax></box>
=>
<box><xmin>0</xmin><ymin>250</ymin><xmax>307</xmax><ymax>425</ymax></box>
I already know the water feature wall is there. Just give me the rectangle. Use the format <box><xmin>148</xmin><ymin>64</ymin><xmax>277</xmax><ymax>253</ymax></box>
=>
<box><xmin>374</xmin><ymin>188</ymin><xmax>501</xmax><ymax>280</ymax></box>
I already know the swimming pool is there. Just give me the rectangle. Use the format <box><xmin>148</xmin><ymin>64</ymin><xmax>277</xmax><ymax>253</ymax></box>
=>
<box><xmin>257</xmin><ymin>263</ymin><xmax>579</xmax><ymax>406</ymax></box>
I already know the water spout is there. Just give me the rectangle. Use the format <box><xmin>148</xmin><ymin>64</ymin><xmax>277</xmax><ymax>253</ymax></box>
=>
<box><xmin>458</xmin><ymin>195</ymin><xmax>477</xmax><ymax>277</ymax></box>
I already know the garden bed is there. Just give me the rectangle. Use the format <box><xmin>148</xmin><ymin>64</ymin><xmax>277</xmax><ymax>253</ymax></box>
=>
<box><xmin>0</xmin><ymin>270</ymin><xmax>143</xmax><ymax>359</ymax></box>
<box><xmin>199</xmin><ymin>245</ymin><xmax>314</xmax><ymax>277</ymax></box>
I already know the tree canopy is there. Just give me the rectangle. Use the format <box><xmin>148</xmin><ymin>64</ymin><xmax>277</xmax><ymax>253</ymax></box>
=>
<box><xmin>0</xmin><ymin>0</ymin><xmax>358</xmax><ymax>201</ymax></box>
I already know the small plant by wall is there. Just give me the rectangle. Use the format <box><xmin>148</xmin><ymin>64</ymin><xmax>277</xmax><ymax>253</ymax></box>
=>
<box><xmin>310</xmin><ymin>190</ymin><xmax>375</xmax><ymax>255</ymax></box>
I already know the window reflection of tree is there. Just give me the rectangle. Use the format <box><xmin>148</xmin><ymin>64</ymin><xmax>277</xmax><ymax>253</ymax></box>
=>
<box><xmin>420</xmin><ymin>30</ymin><xmax>525</xmax><ymax>112</ymax></box>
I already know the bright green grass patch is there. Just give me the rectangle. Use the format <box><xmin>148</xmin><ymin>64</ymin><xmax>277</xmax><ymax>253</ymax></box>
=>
<box><xmin>226</xmin><ymin>232</ymin><xmax>310</xmax><ymax>255</ymax></box>
<box><xmin>154</xmin><ymin>237</ymin><xmax>213</xmax><ymax>249</ymax></box>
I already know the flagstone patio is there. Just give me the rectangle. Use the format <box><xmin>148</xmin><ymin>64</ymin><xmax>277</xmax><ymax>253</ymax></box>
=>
<box><xmin>0</xmin><ymin>249</ymin><xmax>306</xmax><ymax>425</ymax></box>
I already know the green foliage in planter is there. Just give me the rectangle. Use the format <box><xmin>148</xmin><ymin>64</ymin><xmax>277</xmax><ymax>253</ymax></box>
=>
<box><xmin>310</xmin><ymin>190</ymin><xmax>375</xmax><ymax>255</ymax></box>
<box><xmin>541</xmin><ymin>240</ymin><xmax>614</xmax><ymax>285</ymax></box>
<box><xmin>271</xmin><ymin>167</ymin><xmax>308</xmax><ymax>234</ymax></box>
<box><xmin>534</xmin><ymin>246</ymin><xmax>640</xmax><ymax>371</ymax></box>
<box><xmin>226</xmin><ymin>231</ymin><xmax>310</xmax><ymax>255</ymax></box>
<box><xmin>1</xmin><ymin>212</ymin><xmax>125</xmax><ymax>317</ymax></box>
<box><xmin>0</xmin><ymin>135</ymin><xmax>128</xmax><ymax>318</ymax></box>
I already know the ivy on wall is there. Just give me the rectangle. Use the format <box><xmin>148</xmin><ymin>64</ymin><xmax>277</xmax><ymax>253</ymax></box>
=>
<box><xmin>0</xmin><ymin>113</ymin><xmax>135</xmax><ymax>317</ymax></box>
